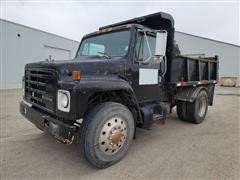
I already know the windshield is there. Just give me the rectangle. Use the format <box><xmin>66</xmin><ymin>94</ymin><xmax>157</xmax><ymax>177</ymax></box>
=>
<box><xmin>77</xmin><ymin>30</ymin><xmax>130</xmax><ymax>58</ymax></box>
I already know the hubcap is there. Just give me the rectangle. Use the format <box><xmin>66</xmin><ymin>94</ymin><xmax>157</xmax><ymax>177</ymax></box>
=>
<box><xmin>99</xmin><ymin>117</ymin><xmax>127</xmax><ymax>155</ymax></box>
<box><xmin>111</xmin><ymin>131</ymin><xmax>122</xmax><ymax>144</ymax></box>
<box><xmin>198</xmin><ymin>96</ymin><xmax>207</xmax><ymax>117</ymax></box>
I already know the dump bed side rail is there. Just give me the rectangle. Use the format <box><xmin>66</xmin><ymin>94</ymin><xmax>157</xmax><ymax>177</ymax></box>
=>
<box><xmin>168</xmin><ymin>55</ymin><xmax>219</xmax><ymax>87</ymax></box>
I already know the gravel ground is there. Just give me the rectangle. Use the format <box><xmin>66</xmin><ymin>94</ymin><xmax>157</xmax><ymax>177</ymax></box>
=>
<box><xmin>0</xmin><ymin>88</ymin><xmax>239</xmax><ymax>179</ymax></box>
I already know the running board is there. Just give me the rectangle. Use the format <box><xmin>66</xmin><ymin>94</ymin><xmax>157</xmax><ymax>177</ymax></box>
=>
<box><xmin>153</xmin><ymin>114</ymin><xmax>165</xmax><ymax>125</ymax></box>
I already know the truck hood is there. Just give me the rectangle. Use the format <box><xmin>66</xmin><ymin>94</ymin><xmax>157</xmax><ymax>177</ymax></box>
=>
<box><xmin>25</xmin><ymin>56</ymin><xmax>126</xmax><ymax>79</ymax></box>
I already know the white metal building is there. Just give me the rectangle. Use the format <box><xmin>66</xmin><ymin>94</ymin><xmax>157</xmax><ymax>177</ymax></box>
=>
<box><xmin>1</xmin><ymin>19</ymin><xmax>239</xmax><ymax>89</ymax></box>
<box><xmin>0</xmin><ymin>19</ymin><xmax>79</xmax><ymax>89</ymax></box>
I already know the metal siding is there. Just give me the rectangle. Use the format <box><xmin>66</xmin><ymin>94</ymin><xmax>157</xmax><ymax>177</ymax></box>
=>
<box><xmin>0</xmin><ymin>19</ymin><xmax>79</xmax><ymax>89</ymax></box>
<box><xmin>1</xmin><ymin>19</ymin><xmax>239</xmax><ymax>89</ymax></box>
<box><xmin>43</xmin><ymin>45</ymin><xmax>71</xmax><ymax>60</ymax></box>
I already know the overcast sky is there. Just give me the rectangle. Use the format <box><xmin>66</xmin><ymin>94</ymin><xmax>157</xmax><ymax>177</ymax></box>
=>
<box><xmin>1</xmin><ymin>1</ymin><xmax>239</xmax><ymax>45</ymax></box>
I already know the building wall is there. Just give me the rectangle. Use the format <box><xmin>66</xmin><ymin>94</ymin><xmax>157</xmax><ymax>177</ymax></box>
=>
<box><xmin>1</xmin><ymin>19</ymin><xmax>239</xmax><ymax>89</ymax></box>
<box><xmin>0</xmin><ymin>19</ymin><xmax>79</xmax><ymax>89</ymax></box>
<box><xmin>175</xmin><ymin>31</ymin><xmax>240</xmax><ymax>86</ymax></box>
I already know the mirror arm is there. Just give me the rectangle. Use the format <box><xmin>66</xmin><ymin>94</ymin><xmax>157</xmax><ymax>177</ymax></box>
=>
<box><xmin>163</xmin><ymin>56</ymin><xmax>167</xmax><ymax>76</ymax></box>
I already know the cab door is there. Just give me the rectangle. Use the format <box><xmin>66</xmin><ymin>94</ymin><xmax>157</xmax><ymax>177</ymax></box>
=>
<box><xmin>129</xmin><ymin>31</ymin><xmax>163</xmax><ymax>102</ymax></box>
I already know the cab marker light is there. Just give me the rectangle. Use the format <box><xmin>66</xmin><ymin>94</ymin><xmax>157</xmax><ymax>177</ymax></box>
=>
<box><xmin>72</xmin><ymin>71</ymin><xmax>81</xmax><ymax>81</ymax></box>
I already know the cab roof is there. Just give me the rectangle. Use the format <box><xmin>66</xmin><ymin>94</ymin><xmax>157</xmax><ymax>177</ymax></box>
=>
<box><xmin>99</xmin><ymin>12</ymin><xmax>174</xmax><ymax>31</ymax></box>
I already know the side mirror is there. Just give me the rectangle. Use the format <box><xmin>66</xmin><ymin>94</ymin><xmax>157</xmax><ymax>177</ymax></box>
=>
<box><xmin>155</xmin><ymin>30</ymin><xmax>168</xmax><ymax>57</ymax></box>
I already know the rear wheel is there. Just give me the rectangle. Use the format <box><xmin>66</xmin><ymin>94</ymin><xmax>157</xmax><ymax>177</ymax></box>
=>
<box><xmin>186</xmin><ymin>90</ymin><xmax>208</xmax><ymax>124</ymax></box>
<box><xmin>176</xmin><ymin>101</ymin><xmax>187</xmax><ymax>121</ymax></box>
<box><xmin>79</xmin><ymin>102</ymin><xmax>134</xmax><ymax>168</ymax></box>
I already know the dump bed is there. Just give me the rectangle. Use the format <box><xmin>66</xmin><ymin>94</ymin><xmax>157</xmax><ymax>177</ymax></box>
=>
<box><xmin>167</xmin><ymin>55</ymin><xmax>218</xmax><ymax>86</ymax></box>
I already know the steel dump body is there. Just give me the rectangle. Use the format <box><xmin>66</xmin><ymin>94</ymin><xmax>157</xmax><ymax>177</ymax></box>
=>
<box><xmin>169</xmin><ymin>55</ymin><xmax>218</xmax><ymax>86</ymax></box>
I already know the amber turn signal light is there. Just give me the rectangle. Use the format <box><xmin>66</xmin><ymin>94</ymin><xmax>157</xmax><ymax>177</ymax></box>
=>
<box><xmin>72</xmin><ymin>71</ymin><xmax>81</xmax><ymax>81</ymax></box>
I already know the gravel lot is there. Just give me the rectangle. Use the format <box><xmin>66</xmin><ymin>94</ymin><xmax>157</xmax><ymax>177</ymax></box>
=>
<box><xmin>1</xmin><ymin>88</ymin><xmax>239</xmax><ymax>179</ymax></box>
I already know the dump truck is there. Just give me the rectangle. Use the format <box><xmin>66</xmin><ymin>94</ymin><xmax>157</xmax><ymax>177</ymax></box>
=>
<box><xmin>20</xmin><ymin>12</ymin><xmax>218</xmax><ymax>168</ymax></box>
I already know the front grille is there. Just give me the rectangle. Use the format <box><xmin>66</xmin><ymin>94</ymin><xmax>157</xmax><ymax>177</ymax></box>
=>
<box><xmin>25</xmin><ymin>68</ymin><xmax>57</xmax><ymax>113</ymax></box>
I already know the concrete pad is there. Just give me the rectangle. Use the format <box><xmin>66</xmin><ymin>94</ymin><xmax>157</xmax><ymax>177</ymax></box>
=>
<box><xmin>1</xmin><ymin>89</ymin><xmax>239</xmax><ymax>179</ymax></box>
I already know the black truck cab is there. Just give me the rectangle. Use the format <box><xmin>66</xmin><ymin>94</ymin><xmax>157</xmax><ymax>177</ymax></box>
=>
<box><xmin>20</xmin><ymin>12</ymin><xmax>218</xmax><ymax>168</ymax></box>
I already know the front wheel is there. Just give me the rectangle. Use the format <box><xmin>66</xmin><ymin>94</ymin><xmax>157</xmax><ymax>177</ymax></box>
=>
<box><xmin>79</xmin><ymin>102</ymin><xmax>134</xmax><ymax>168</ymax></box>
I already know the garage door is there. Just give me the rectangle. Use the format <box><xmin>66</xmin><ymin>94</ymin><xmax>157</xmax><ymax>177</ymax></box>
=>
<box><xmin>44</xmin><ymin>45</ymin><xmax>71</xmax><ymax>61</ymax></box>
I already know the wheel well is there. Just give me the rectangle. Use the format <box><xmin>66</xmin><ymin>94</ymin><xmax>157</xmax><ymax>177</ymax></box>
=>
<box><xmin>175</xmin><ymin>85</ymin><xmax>214</xmax><ymax>105</ymax></box>
<box><xmin>86</xmin><ymin>90</ymin><xmax>141</xmax><ymax>124</ymax></box>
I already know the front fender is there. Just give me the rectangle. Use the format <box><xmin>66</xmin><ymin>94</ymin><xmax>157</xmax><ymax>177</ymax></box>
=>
<box><xmin>73</xmin><ymin>76</ymin><xmax>140</xmax><ymax>119</ymax></box>
<box><xmin>76</xmin><ymin>76</ymin><xmax>133</xmax><ymax>92</ymax></box>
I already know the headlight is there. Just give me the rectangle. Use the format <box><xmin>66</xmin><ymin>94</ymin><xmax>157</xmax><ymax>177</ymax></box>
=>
<box><xmin>57</xmin><ymin>90</ymin><xmax>70</xmax><ymax>112</ymax></box>
<box><xmin>60</xmin><ymin>93</ymin><xmax>69</xmax><ymax>108</ymax></box>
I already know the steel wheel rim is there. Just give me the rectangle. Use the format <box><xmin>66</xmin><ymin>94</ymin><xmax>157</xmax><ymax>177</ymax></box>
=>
<box><xmin>99</xmin><ymin>116</ymin><xmax>127</xmax><ymax>155</ymax></box>
<box><xmin>198</xmin><ymin>96</ymin><xmax>207</xmax><ymax>117</ymax></box>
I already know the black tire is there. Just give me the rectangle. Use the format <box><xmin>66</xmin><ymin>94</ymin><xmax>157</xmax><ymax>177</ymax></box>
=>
<box><xmin>186</xmin><ymin>90</ymin><xmax>208</xmax><ymax>124</ymax></box>
<box><xmin>176</xmin><ymin>101</ymin><xmax>187</xmax><ymax>121</ymax></box>
<box><xmin>79</xmin><ymin>102</ymin><xmax>134</xmax><ymax>168</ymax></box>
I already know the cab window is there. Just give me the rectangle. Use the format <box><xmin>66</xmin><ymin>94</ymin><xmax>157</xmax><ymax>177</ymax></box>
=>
<box><xmin>135</xmin><ymin>32</ymin><xmax>158</xmax><ymax>64</ymax></box>
<box><xmin>81</xmin><ymin>43</ymin><xmax>105</xmax><ymax>55</ymax></box>
<box><xmin>77</xmin><ymin>30</ymin><xmax>130</xmax><ymax>58</ymax></box>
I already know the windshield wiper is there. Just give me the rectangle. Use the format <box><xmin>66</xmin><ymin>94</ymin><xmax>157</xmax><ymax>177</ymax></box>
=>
<box><xmin>97</xmin><ymin>52</ymin><xmax>111</xmax><ymax>59</ymax></box>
